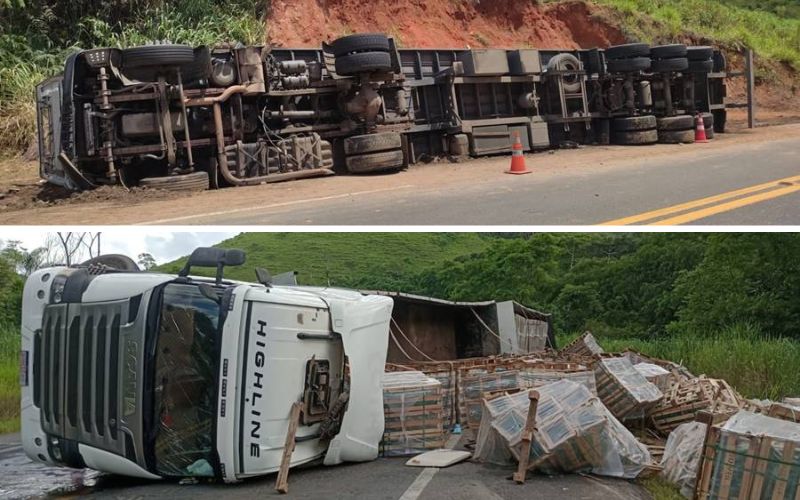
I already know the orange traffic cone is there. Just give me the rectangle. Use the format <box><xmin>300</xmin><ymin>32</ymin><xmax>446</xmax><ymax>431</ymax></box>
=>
<box><xmin>695</xmin><ymin>113</ymin><xmax>709</xmax><ymax>143</ymax></box>
<box><xmin>506</xmin><ymin>132</ymin><xmax>531</xmax><ymax>175</ymax></box>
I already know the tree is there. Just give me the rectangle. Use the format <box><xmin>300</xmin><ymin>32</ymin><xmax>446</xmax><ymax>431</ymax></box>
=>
<box><xmin>49</xmin><ymin>232</ymin><xmax>102</xmax><ymax>265</ymax></box>
<box><xmin>0</xmin><ymin>240</ymin><xmax>47</xmax><ymax>276</ymax></box>
<box><xmin>137</xmin><ymin>252</ymin><xmax>157</xmax><ymax>270</ymax></box>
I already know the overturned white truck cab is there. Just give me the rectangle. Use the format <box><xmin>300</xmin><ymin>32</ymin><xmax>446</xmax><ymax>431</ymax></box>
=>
<box><xmin>19</xmin><ymin>248</ymin><xmax>392</xmax><ymax>481</ymax></box>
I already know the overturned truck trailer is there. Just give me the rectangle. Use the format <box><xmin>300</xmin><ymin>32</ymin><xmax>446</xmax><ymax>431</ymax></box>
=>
<box><xmin>36</xmin><ymin>33</ymin><xmax>727</xmax><ymax>190</ymax></box>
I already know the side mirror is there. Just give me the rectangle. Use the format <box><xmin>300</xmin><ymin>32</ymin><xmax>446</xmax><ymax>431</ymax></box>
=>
<box><xmin>179</xmin><ymin>247</ymin><xmax>246</xmax><ymax>285</ymax></box>
<box><xmin>255</xmin><ymin>267</ymin><xmax>272</xmax><ymax>287</ymax></box>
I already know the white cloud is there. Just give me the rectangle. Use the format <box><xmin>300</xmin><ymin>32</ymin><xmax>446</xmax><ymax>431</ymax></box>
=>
<box><xmin>0</xmin><ymin>230</ymin><xmax>239</xmax><ymax>265</ymax></box>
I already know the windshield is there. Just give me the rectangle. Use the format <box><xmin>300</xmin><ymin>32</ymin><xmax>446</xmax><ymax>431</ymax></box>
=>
<box><xmin>151</xmin><ymin>283</ymin><xmax>220</xmax><ymax>477</ymax></box>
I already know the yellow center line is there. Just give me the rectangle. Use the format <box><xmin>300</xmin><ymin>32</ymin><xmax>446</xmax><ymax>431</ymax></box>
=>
<box><xmin>651</xmin><ymin>183</ymin><xmax>800</xmax><ymax>225</ymax></box>
<box><xmin>599</xmin><ymin>174</ymin><xmax>800</xmax><ymax>226</ymax></box>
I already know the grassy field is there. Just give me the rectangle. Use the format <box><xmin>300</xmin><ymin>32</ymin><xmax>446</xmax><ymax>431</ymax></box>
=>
<box><xmin>0</xmin><ymin>323</ymin><xmax>19</xmax><ymax>434</ymax></box>
<box><xmin>157</xmin><ymin>232</ymin><xmax>491</xmax><ymax>289</ymax></box>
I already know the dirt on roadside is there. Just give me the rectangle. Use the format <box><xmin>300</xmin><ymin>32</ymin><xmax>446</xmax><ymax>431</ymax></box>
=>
<box><xmin>0</xmin><ymin>158</ymin><xmax>195</xmax><ymax>213</ymax></box>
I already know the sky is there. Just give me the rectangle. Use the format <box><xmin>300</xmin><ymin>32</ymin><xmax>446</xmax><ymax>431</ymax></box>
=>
<box><xmin>0</xmin><ymin>230</ymin><xmax>239</xmax><ymax>265</ymax></box>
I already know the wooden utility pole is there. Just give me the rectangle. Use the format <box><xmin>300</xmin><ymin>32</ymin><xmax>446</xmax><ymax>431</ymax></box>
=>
<box><xmin>745</xmin><ymin>48</ymin><xmax>756</xmax><ymax>129</ymax></box>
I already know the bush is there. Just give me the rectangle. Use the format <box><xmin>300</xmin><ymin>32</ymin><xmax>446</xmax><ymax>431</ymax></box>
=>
<box><xmin>0</xmin><ymin>323</ymin><xmax>19</xmax><ymax>433</ymax></box>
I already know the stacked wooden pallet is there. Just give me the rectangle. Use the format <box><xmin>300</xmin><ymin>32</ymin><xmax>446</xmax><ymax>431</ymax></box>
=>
<box><xmin>381</xmin><ymin>371</ymin><xmax>445</xmax><ymax>456</ymax></box>
<box><xmin>695</xmin><ymin>411</ymin><xmax>800</xmax><ymax>499</ymax></box>
<box><xmin>595</xmin><ymin>356</ymin><xmax>663</xmax><ymax>421</ymax></box>
<box><xmin>650</xmin><ymin>376</ymin><xmax>744</xmax><ymax>434</ymax></box>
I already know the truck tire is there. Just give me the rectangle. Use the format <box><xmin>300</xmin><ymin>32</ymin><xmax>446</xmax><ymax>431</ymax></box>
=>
<box><xmin>612</xmin><ymin>115</ymin><xmax>657</xmax><ymax>132</ymax></box>
<box><xmin>658</xmin><ymin>129</ymin><xmax>696</xmax><ymax>144</ymax></box>
<box><xmin>612</xmin><ymin>129</ymin><xmax>658</xmax><ymax>145</ymax></box>
<box><xmin>712</xmin><ymin>109</ymin><xmax>726</xmax><ymax>133</ymax></box>
<box><xmin>656</xmin><ymin>115</ymin><xmax>695</xmax><ymax>131</ymax></box>
<box><xmin>139</xmin><ymin>171</ymin><xmax>209</xmax><ymax>191</ymax></box>
<box><xmin>652</xmin><ymin>57</ymin><xmax>689</xmax><ymax>72</ymax></box>
<box><xmin>331</xmin><ymin>33</ymin><xmax>390</xmax><ymax>57</ymax></box>
<box><xmin>335</xmin><ymin>51</ymin><xmax>392</xmax><ymax>76</ymax></box>
<box><xmin>605</xmin><ymin>43</ymin><xmax>650</xmax><ymax>60</ymax></box>
<box><xmin>687</xmin><ymin>46</ymin><xmax>714</xmax><ymax>61</ymax></box>
<box><xmin>702</xmin><ymin>112</ymin><xmax>715</xmax><ymax>139</ymax></box>
<box><xmin>80</xmin><ymin>254</ymin><xmax>140</xmax><ymax>272</ymax></box>
<box><xmin>712</xmin><ymin>51</ymin><xmax>727</xmax><ymax>72</ymax></box>
<box><xmin>687</xmin><ymin>60</ymin><xmax>713</xmax><ymax>73</ymax></box>
<box><xmin>344</xmin><ymin>132</ymin><xmax>403</xmax><ymax>156</ymax></box>
<box><xmin>547</xmin><ymin>53</ymin><xmax>583</xmax><ymax>93</ymax></box>
<box><xmin>122</xmin><ymin>44</ymin><xmax>195</xmax><ymax>68</ymax></box>
<box><xmin>345</xmin><ymin>150</ymin><xmax>405</xmax><ymax>173</ymax></box>
<box><xmin>607</xmin><ymin>57</ymin><xmax>651</xmax><ymax>73</ymax></box>
<box><xmin>651</xmin><ymin>44</ymin><xmax>688</xmax><ymax>59</ymax></box>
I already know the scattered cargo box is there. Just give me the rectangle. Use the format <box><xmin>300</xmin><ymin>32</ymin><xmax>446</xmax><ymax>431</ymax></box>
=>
<box><xmin>595</xmin><ymin>357</ymin><xmax>663</xmax><ymax>421</ymax></box>
<box><xmin>695</xmin><ymin>411</ymin><xmax>800</xmax><ymax>500</ymax></box>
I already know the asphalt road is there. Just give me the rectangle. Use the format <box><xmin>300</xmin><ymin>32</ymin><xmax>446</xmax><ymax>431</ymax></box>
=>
<box><xmin>0</xmin><ymin>433</ymin><xmax>650</xmax><ymax>499</ymax></box>
<box><xmin>156</xmin><ymin>125</ymin><xmax>800</xmax><ymax>226</ymax></box>
<box><xmin>1</xmin><ymin>124</ymin><xmax>798</xmax><ymax>226</ymax></box>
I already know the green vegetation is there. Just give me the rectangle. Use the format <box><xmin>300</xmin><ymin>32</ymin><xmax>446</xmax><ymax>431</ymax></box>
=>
<box><xmin>640</xmin><ymin>476</ymin><xmax>684</xmax><ymax>500</ymax></box>
<box><xmin>0</xmin><ymin>323</ymin><xmax>20</xmax><ymax>434</ymax></box>
<box><xmin>592</xmin><ymin>0</ymin><xmax>800</xmax><ymax>69</ymax></box>
<box><xmin>158</xmin><ymin>232</ymin><xmax>491</xmax><ymax>289</ymax></box>
<box><xmin>0</xmin><ymin>0</ymin><xmax>267</xmax><ymax>154</ymax></box>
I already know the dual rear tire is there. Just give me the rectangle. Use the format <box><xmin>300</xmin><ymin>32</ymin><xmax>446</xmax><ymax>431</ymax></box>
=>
<box><xmin>344</xmin><ymin>132</ymin><xmax>405</xmax><ymax>173</ymax></box>
<box><xmin>332</xmin><ymin>33</ymin><xmax>393</xmax><ymax>76</ymax></box>
<box><xmin>611</xmin><ymin>115</ymin><xmax>658</xmax><ymax>145</ymax></box>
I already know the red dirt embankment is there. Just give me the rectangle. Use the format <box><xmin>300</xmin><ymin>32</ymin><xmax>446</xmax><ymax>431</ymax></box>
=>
<box><xmin>268</xmin><ymin>0</ymin><xmax>800</xmax><ymax>126</ymax></box>
<box><xmin>268</xmin><ymin>0</ymin><xmax>626</xmax><ymax>49</ymax></box>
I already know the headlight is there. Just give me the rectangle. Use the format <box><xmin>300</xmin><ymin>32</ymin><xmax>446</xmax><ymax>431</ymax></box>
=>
<box><xmin>50</xmin><ymin>275</ymin><xmax>67</xmax><ymax>304</ymax></box>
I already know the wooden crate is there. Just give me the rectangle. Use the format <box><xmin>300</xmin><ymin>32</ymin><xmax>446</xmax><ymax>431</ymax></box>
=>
<box><xmin>457</xmin><ymin>367</ymin><xmax>520</xmax><ymax>429</ymax></box>
<box><xmin>595</xmin><ymin>357</ymin><xmax>663</xmax><ymax>421</ymax></box>
<box><xmin>559</xmin><ymin>331</ymin><xmax>604</xmax><ymax>357</ymax></box>
<box><xmin>382</xmin><ymin>371</ymin><xmax>445</xmax><ymax>456</ymax></box>
<box><xmin>694</xmin><ymin>411</ymin><xmax>800</xmax><ymax>500</ymax></box>
<box><xmin>652</xmin><ymin>377</ymin><xmax>744</xmax><ymax>434</ymax></box>
<box><xmin>386</xmin><ymin>361</ymin><xmax>457</xmax><ymax>429</ymax></box>
<box><xmin>517</xmin><ymin>360</ymin><xmax>598</xmax><ymax>396</ymax></box>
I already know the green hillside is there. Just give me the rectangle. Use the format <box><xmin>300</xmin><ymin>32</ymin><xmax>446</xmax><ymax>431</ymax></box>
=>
<box><xmin>591</xmin><ymin>0</ymin><xmax>800</xmax><ymax>69</ymax></box>
<box><xmin>157</xmin><ymin>232</ymin><xmax>490</xmax><ymax>289</ymax></box>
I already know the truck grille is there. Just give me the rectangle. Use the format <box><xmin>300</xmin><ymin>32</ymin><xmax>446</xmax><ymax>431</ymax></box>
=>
<box><xmin>38</xmin><ymin>301</ymin><xmax>130</xmax><ymax>456</ymax></box>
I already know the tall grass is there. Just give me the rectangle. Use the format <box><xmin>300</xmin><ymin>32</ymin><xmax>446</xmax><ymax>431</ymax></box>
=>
<box><xmin>561</xmin><ymin>323</ymin><xmax>800</xmax><ymax>400</ymax></box>
<box><xmin>0</xmin><ymin>0</ymin><xmax>266</xmax><ymax>155</ymax></box>
<box><xmin>0</xmin><ymin>323</ymin><xmax>20</xmax><ymax>434</ymax></box>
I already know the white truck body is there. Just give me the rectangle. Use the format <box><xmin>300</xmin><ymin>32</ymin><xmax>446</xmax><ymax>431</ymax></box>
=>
<box><xmin>19</xmin><ymin>259</ymin><xmax>392</xmax><ymax>482</ymax></box>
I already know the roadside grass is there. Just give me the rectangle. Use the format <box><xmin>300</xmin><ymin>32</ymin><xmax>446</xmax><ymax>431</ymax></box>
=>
<box><xmin>590</xmin><ymin>0</ymin><xmax>800</xmax><ymax>69</ymax></box>
<box><xmin>640</xmin><ymin>476</ymin><xmax>684</xmax><ymax>500</ymax></box>
<box><xmin>559</xmin><ymin>323</ymin><xmax>800</xmax><ymax>400</ymax></box>
<box><xmin>0</xmin><ymin>323</ymin><xmax>20</xmax><ymax>434</ymax></box>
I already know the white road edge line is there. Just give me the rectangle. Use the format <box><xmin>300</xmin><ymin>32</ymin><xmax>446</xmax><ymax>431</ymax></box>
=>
<box><xmin>398</xmin><ymin>433</ymin><xmax>461</xmax><ymax>500</ymax></box>
<box><xmin>137</xmin><ymin>185</ymin><xmax>416</xmax><ymax>225</ymax></box>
